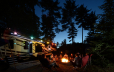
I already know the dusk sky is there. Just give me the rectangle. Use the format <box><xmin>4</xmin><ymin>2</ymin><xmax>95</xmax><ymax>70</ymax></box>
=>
<box><xmin>35</xmin><ymin>0</ymin><xmax>104</xmax><ymax>44</ymax></box>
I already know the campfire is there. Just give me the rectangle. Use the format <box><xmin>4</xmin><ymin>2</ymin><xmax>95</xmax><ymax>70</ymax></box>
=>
<box><xmin>61</xmin><ymin>58</ymin><xmax>68</xmax><ymax>63</ymax></box>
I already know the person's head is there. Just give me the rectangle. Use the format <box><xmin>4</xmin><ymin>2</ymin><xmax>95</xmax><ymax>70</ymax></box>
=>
<box><xmin>77</xmin><ymin>52</ymin><xmax>80</xmax><ymax>55</ymax></box>
<box><xmin>75</xmin><ymin>54</ymin><xmax>79</xmax><ymax>57</ymax></box>
<box><xmin>65</xmin><ymin>53</ymin><xmax>67</xmax><ymax>55</ymax></box>
<box><xmin>71</xmin><ymin>53</ymin><xmax>73</xmax><ymax>56</ymax></box>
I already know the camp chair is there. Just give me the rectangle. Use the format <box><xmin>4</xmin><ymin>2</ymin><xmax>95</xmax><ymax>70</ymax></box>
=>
<box><xmin>81</xmin><ymin>54</ymin><xmax>93</xmax><ymax>71</ymax></box>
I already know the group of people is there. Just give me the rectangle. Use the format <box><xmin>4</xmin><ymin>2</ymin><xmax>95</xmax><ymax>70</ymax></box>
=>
<box><xmin>70</xmin><ymin>52</ymin><xmax>82</xmax><ymax>69</ymax></box>
<box><xmin>37</xmin><ymin>53</ymin><xmax>59</xmax><ymax>69</ymax></box>
<box><xmin>37</xmin><ymin>52</ymin><xmax>90</xmax><ymax>70</ymax></box>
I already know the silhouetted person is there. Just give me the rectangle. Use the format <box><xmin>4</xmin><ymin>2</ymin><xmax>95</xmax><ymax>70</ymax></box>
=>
<box><xmin>38</xmin><ymin>54</ymin><xmax>59</xmax><ymax>69</ymax></box>
<box><xmin>70</xmin><ymin>53</ymin><xmax>74</xmax><ymax>61</ymax></box>
<box><xmin>70</xmin><ymin>53</ymin><xmax>82</xmax><ymax>69</ymax></box>
<box><xmin>63</xmin><ymin>53</ymin><xmax>68</xmax><ymax>59</ymax></box>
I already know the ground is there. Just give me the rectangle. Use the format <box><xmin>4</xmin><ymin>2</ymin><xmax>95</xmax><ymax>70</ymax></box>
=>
<box><xmin>2</xmin><ymin>61</ymin><xmax>83</xmax><ymax>72</ymax></box>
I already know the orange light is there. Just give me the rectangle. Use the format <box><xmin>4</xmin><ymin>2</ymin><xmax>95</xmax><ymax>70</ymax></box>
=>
<box><xmin>14</xmin><ymin>32</ymin><xmax>17</xmax><ymax>35</ymax></box>
<box><xmin>47</xmin><ymin>42</ymin><xmax>49</xmax><ymax>44</ymax></box>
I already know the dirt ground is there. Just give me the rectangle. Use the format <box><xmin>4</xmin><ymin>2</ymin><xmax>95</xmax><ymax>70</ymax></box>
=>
<box><xmin>2</xmin><ymin>61</ymin><xmax>82</xmax><ymax>72</ymax></box>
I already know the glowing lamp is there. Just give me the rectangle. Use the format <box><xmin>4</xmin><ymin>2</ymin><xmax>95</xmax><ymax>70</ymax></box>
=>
<box><xmin>41</xmin><ymin>40</ymin><xmax>43</xmax><ymax>42</ymax></box>
<box><xmin>14</xmin><ymin>32</ymin><xmax>17</xmax><ymax>35</ymax></box>
<box><xmin>47</xmin><ymin>42</ymin><xmax>49</xmax><ymax>44</ymax></box>
<box><xmin>31</xmin><ymin>37</ymin><xmax>33</xmax><ymax>39</ymax></box>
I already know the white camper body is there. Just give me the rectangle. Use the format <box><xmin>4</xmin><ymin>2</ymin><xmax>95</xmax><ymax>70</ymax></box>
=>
<box><xmin>0</xmin><ymin>34</ymin><xmax>56</xmax><ymax>58</ymax></box>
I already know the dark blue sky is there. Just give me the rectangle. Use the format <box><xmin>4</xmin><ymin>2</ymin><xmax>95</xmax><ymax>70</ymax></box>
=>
<box><xmin>35</xmin><ymin>0</ymin><xmax>104</xmax><ymax>44</ymax></box>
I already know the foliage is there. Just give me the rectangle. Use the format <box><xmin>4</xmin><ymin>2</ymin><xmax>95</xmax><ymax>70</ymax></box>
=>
<box><xmin>85</xmin><ymin>0</ymin><xmax>114</xmax><ymax>68</ymax></box>
<box><xmin>67</xmin><ymin>23</ymin><xmax>78</xmax><ymax>43</ymax></box>
<box><xmin>39</xmin><ymin>0</ymin><xmax>61</xmax><ymax>41</ymax></box>
<box><xmin>75</xmin><ymin>5</ymin><xmax>97</xmax><ymax>56</ymax></box>
<box><xmin>0</xmin><ymin>0</ymin><xmax>41</xmax><ymax>38</ymax></box>
<box><xmin>61</xmin><ymin>0</ymin><xmax>78</xmax><ymax>43</ymax></box>
<box><xmin>41</xmin><ymin>14</ymin><xmax>56</xmax><ymax>41</ymax></box>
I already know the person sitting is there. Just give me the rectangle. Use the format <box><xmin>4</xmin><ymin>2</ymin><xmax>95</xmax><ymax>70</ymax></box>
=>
<box><xmin>55</xmin><ymin>55</ymin><xmax>58</xmax><ymax>61</ymax></box>
<box><xmin>59</xmin><ymin>54</ymin><xmax>62</xmax><ymax>60</ymax></box>
<box><xmin>63</xmin><ymin>53</ymin><xmax>68</xmax><ymax>59</ymax></box>
<box><xmin>38</xmin><ymin>54</ymin><xmax>59</xmax><ymax>69</ymax></box>
<box><xmin>50</xmin><ymin>54</ymin><xmax>53</xmax><ymax>60</ymax></box>
<box><xmin>70</xmin><ymin>53</ymin><xmax>82</xmax><ymax>69</ymax></box>
<box><xmin>70</xmin><ymin>54</ymin><xmax>77</xmax><ymax>68</ymax></box>
<box><xmin>70</xmin><ymin>53</ymin><xmax>74</xmax><ymax>62</ymax></box>
<box><xmin>75</xmin><ymin>54</ymin><xmax>82</xmax><ymax>68</ymax></box>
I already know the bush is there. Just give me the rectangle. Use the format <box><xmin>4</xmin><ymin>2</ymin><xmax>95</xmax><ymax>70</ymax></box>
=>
<box><xmin>91</xmin><ymin>53</ymin><xmax>110</xmax><ymax>68</ymax></box>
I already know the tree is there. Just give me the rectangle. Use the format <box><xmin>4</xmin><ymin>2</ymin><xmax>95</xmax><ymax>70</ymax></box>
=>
<box><xmin>61</xmin><ymin>0</ymin><xmax>78</xmax><ymax>43</ymax></box>
<box><xmin>75</xmin><ymin>5</ymin><xmax>97</xmax><ymax>56</ymax></box>
<box><xmin>61</xmin><ymin>39</ymin><xmax>67</xmax><ymax>46</ymax></box>
<box><xmin>39</xmin><ymin>0</ymin><xmax>61</xmax><ymax>42</ymax></box>
<box><xmin>0</xmin><ymin>0</ymin><xmax>41</xmax><ymax>39</ymax></box>
<box><xmin>67</xmin><ymin>23</ymin><xmax>78</xmax><ymax>43</ymax></box>
<box><xmin>41</xmin><ymin>14</ymin><xmax>56</xmax><ymax>42</ymax></box>
<box><xmin>83</xmin><ymin>11</ymin><xmax>98</xmax><ymax>46</ymax></box>
<box><xmin>88</xmin><ymin>0</ymin><xmax>114</xmax><ymax>67</ymax></box>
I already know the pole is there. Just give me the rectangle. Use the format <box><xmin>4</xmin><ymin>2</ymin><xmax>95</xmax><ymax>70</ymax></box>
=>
<box><xmin>82</xmin><ymin>27</ymin><xmax>85</xmax><ymax>57</ymax></box>
<box><xmin>82</xmin><ymin>27</ymin><xmax>83</xmax><ymax>57</ymax></box>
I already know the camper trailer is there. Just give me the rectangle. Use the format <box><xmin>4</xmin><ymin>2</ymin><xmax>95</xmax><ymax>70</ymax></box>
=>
<box><xmin>0</xmin><ymin>31</ymin><xmax>56</xmax><ymax>58</ymax></box>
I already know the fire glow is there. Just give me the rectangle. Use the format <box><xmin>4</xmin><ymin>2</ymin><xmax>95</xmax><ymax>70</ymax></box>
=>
<box><xmin>61</xmin><ymin>58</ymin><xmax>68</xmax><ymax>63</ymax></box>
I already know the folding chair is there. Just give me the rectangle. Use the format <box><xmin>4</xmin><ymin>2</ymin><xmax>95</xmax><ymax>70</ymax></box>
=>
<box><xmin>81</xmin><ymin>54</ymin><xmax>93</xmax><ymax>71</ymax></box>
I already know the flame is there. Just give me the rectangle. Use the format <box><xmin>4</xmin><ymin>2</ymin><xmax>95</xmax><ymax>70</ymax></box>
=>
<box><xmin>62</xmin><ymin>58</ymin><xmax>68</xmax><ymax>62</ymax></box>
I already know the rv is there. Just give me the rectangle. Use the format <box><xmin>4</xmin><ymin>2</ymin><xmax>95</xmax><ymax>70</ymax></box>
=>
<box><xmin>0</xmin><ymin>31</ymin><xmax>56</xmax><ymax>58</ymax></box>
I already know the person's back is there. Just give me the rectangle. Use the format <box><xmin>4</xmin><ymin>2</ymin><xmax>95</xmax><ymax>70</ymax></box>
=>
<box><xmin>75</xmin><ymin>56</ymin><xmax>82</xmax><ymax>67</ymax></box>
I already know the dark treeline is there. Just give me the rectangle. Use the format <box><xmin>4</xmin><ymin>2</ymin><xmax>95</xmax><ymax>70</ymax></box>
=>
<box><xmin>0</xmin><ymin>0</ymin><xmax>96</xmax><ymax>43</ymax></box>
<box><xmin>0</xmin><ymin>0</ymin><xmax>114</xmax><ymax>69</ymax></box>
<box><xmin>56</xmin><ymin>42</ymin><xmax>90</xmax><ymax>55</ymax></box>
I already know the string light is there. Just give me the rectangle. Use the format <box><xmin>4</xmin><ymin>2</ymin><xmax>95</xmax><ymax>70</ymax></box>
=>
<box><xmin>31</xmin><ymin>37</ymin><xmax>33</xmax><ymax>39</ymax></box>
<box><xmin>41</xmin><ymin>40</ymin><xmax>43</xmax><ymax>42</ymax></box>
<box><xmin>47</xmin><ymin>42</ymin><xmax>49</xmax><ymax>44</ymax></box>
<box><xmin>14</xmin><ymin>32</ymin><xmax>17</xmax><ymax>35</ymax></box>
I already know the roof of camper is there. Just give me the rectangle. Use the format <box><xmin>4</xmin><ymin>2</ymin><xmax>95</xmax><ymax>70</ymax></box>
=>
<box><xmin>3</xmin><ymin>33</ymin><xmax>45</xmax><ymax>45</ymax></box>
